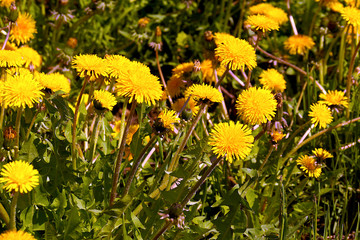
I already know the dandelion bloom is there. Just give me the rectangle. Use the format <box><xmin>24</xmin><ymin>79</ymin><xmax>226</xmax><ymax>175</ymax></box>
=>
<box><xmin>284</xmin><ymin>35</ymin><xmax>315</xmax><ymax>55</ymax></box>
<box><xmin>0</xmin><ymin>161</ymin><xmax>39</xmax><ymax>193</ymax></box>
<box><xmin>259</xmin><ymin>68</ymin><xmax>286</xmax><ymax>92</ymax></box>
<box><xmin>105</xmin><ymin>54</ymin><xmax>132</xmax><ymax>79</ymax></box>
<box><xmin>329</xmin><ymin>1</ymin><xmax>344</xmax><ymax>12</ymax></box>
<box><xmin>0</xmin><ymin>0</ymin><xmax>13</xmax><ymax>8</ymax></box>
<box><xmin>93</xmin><ymin>90</ymin><xmax>117</xmax><ymax>111</ymax></box>
<box><xmin>271</xmin><ymin>130</ymin><xmax>286</xmax><ymax>143</ymax></box>
<box><xmin>341</xmin><ymin>6</ymin><xmax>360</xmax><ymax>27</ymax></box>
<box><xmin>158</xmin><ymin>109</ymin><xmax>180</xmax><ymax>131</ymax></box>
<box><xmin>297</xmin><ymin>155</ymin><xmax>321</xmax><ymax>178</ymax></box>
<box><xmin>312</xmin><ymin>148</ymin><xmax>333</xmax><ymax>161</ymax></box>
<box><xmin>200</xmin><ymin>59</ymin><xmax>215</xmax><ymax>83</ymax></box>
<box><xmin>309</xmin><ymin>103</ymin><xmax>333</xmax><ymax>128</ymax></box>
<box><xmin>72</xmin><ymin>54</ymin><xmax>108</xmax><ymax>81</ymax></box>
<box><xmin>245</xmin><ymin>15</ymin><xmax>279</xmax><ymax>32</ymax></box>
<box><xmin>16</xmin><ymin>46</ymin><xmax>42</xmax><ymax>69</ymax></box>
<box><xmin>0</xmin><ymin>50</ymin><xmax>24</xmax><ymax>68</ymax></box>
<box><xmin>138</xmin><ymin>17</ymin><xmax>150</xmax><ymax>27</ymax></box>
<box><xmin>36</xmin><ymin>72</ymin><xmax>71</xmax><ymax>94</ymax></box>
<box><xmin>172</xmin><ymin>97</ymin><xmax>199</xmax><ymax>116</ymax></box>
<box><xmin>167</xmin><ymin>75</ymin><xmax>186</xmax><ymax>97</ymax></box>
<box><xmin>249</xmin><ymin>4</ymin><xmax>288</xmax><ymax>25</ymax></box>
<box><xmin>0</xmin><ymin>230</ymin><xmax>36</xmax><ymax>240</ymax></box>
<box><xmin>214</xmin><ymin>33</ymin><xmax>257</xmax><ymax>71</ymax></box>
<box><xmin>2</xmin><ymin>71</ymin><xmax>44</xmax><ymax>108</ymax></box>
<box><xmin>185</xmin><ymin>84</ymin><xmax>223</xmax><ymax>103</ymax></box>
<box><xmin>172</xmin><ymin>62</ymin><xmax>194</xmax><ymax>77</ymax></box>
<box><xmin>115</xmin><ymin>61</ymin><xmax>162</xmax><ymax>105</ymax></box>
<box><xmin>10</xmin><ymin>12</ymin><xmax>37</xmax><ymax>45</ymax></box>
<box><xmin>236</xmin><ymin>87</ymin><xmax>277</xmax><ymax>125</ymax></box>
<box><xmin>209</xmin><ymin>121</ymin><xmax>254</xmax><ymax>163</ymax></box>
<box><xmin>319</xmin><ymin>90</ymin><xmax>349</xmax><ymax>108</ymax></box>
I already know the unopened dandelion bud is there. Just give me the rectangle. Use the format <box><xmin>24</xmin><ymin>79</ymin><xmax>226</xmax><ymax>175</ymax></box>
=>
<box><xmin>66</xmin><ymin>37</ymin><xmax>78</xmax><ymax>49</ymax></box>
<box><xmin>8</xmin><ymin>3</ymin><xmax>18</xmax><ymax>22</ymax></box>
<box><xmin>204</xmin><ymin>30</ymin><xmax>213</xmax><ymax>41</ymax></box>
<box><xmin>3</xmin><ymin>126</ymin><xmax>16</xmax><ymax>150</ymax></box>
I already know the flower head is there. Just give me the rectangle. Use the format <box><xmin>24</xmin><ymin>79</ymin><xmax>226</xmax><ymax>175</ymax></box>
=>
<box><xmin>172</xmin><ymin>62</ymin><xmax>194</xmax><ymax>77</ymax></box>
<box><xmin>138</xmin><ymin>17</ymin><xmax>150</xmax><ymax>28</ymax></box>
<box><xmin>271</xmin><ymin>130</ymin><xmax>286</xmax><ymax>143</ymax></box>
<box><xmin>296</xmin><ymin>155</ymin><xmax>321</xmax><ymax>178</ymax></box>
<box><xmin>341</xmin><ymin>6</ymin><xmax>360</xmax><ymax>27</ymax></box>
<box><xmin>214</xmin><ymin>33</ymin><xmax>257</xmax><ymax>71</ymax></box>
<box><xmin>115</xmin><ymin>61</ymin><xmax>162</xmax><ymax>105</ymax></box>
<box><xmin>200</xmin><ymin>59</ymin><xmax>215</xmax><ymax>83</ymax></box>
<box><xmin>185</xmin><ymin>84</ymin><xmax>223</xmax><ymax>104</ymax></box>
<box><xmin>0</xmin><ymin>230</ymin><xmax>36</xmax><ymax>240</ymax></box>
<box><xmin>0</xmin><ymin>50</ymin><xmax>24</xmax><ymax>68</ymax></box>
<box><xmin>0</xmin><ymin>0</ymin><xmax>13</xmax><ymax>8</ymax></box>
<box><xmin>2</xmin><ymin>71</ymin><xmax>44</xmax><ymax>108</ymax></box>
<box><xmin>249</xmin><ymin>4</ymin><xmax>288</xmax><ymax>25</ymax></box>
<box><xmin>0</xmin><ymin>161</ymin><xmax>39</xmax><ymax>193</ymax></box>
<box><xmin>72</xmin><ymin>54</ymin><xmax>108</xmax><ymax>81</ymax></box>
<box><xmin>16</xmin><ymin>46</ymin><xmax>42</xmax><ymax>69</ymax></box>
<box><xmin>319</xmin><ymin>90</ymin><xmax>349</xmax><ymax>108</ymax></box>
<box><xmin>284</xmin><ymin>35</ymin><xmax>315</xmax><ymax>55</ymax></box>
<box><xmin>209</xmin><ymin>121</ymin><xmax>254</xmax><ymax>163</ymax></box>
<box><xmin>167</xmin><ymin>75</ymin><xmax>186</xmax><ymax>97</ymax></box>
<box><xmin>93</xmin><ymin>90</ymin><xmax>117</xmax><ymax>111</ymax></box>
<box><xmin>172</xmin><ymin>97</ymin><xmax>199</xmax><ymax>116</ymax></box>
<box><xmin>236</xmin><ymin>87</ymin><xmax>277</xmax><ymax>125</ymax></box>
<box><xmin>312</xmin><ymin>148</ymin><xmax>333</xmax><ymax>161</ymax></box>
<box><xmin>259</xmin><ymin>68</ymin><xmax>286</xmax><ymax>92</ymax></box>
<box><xmin>105</xmin><ymin>54</ymin><xmax>132</xmax><ymax>79</ymax></box>
<box><xmin>309</xmin><ymin>103</ymin><xmax>333</xmax><ymax>128</ymax></box>
<box><xmin>245</xmin><ymin>14</ymin><xmax>279</xmax><ymax>32</ymax></box>
<box><xmin>36</xmin><ymin>72</ymin><xmax>71</xmax><ymax>94</ymax></box>
<box><xmin>157</xmin><ymin>109</ymin><xmax>180</xmax><ymax>131</ymax></box>
<box><xmin>10</xmin><ymin>12</ymin><xmax>37</xmax><ymax>45</ymax></box>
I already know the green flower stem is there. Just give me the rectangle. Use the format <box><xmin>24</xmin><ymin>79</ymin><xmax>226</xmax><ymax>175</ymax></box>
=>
<box><xmin>109</xmin><ymin>99</ymin><xmax>137</xmax><ymax>206</ymax></box>
<box><xmin>258</xmin><ymin>145</ymin><xmax>274</xmax><ymax>173</ymax></box>
<box><xmin>9</xmin><ymin>191</ymin><xmax>19</xmax><ymax>230</ymax></box>
<box><xmin>117</xmin><ymin>99</ymin><xmax>128</xmax><ymax>149</ymax></box>
<box><xmin>88</xmin><ymin>115</ymin><xmax>101</xmax><ymax>163</ymax></box>
<box><xmin>155</xmin><ymin>49</ymin><xmax>173</xmax><ymax>105</ymax></box>
<box><xmin>14</xmin><ymin>107</ymin><xmax>22</xmax><ymax>159</ymax></box>
<box><xmin>151</xmin><ymin>221</ymin><xmax>172</xmax><ymax>240</ymax></box>
<box><xmin>214</xmin><ymin>65</ymin><xmax>229</xmax><ymax>89</ymax></box>
<box><xmin>338</xmin><ymin>25</ymin><xmax>349</xmax><ymax>85</ymax></box>
<box><xmin>71</xmin><ymin>76</ymin><xmax>89</xmax><ymax>170</ymax></box>
<box><xmin>121</xmin><ymin>135</ymin><xmax>157</xmax><ymax>197</ymax></box>
<box><xmin>25</xmin><ymin>105</ymin><xmax>41</xmax><ymax>141</ymax></box>
<box><xmin>346</xmin><ymin>38</ymin><xmax>360</xmax><ymax>119</ymax></box>
<box><xmin>289</xmin><ymin>81</ymin><xmax>308</xmax><ymax>129</ymax></box>
<box><xmin>0</xmin><ymin>202</ymin><xmax>9</xmax><ymax>226</ymax></box>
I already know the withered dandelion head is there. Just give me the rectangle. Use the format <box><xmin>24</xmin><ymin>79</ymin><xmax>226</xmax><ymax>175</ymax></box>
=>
<box><xmin>172</xmin><ymin>97</ymin><xmax>199</xmax><ymax>116</ymax></box>
<box><xmin>271</xmin><ymin>130</ymin><xmax>286</xmax><ymax>143</ymax></box>
<box><xmin>209</xmin><ymin>121</ymin><xmax>254</xmax><ymax>163</ymax></box>
<box><xmin>0</xmin><ymin>50</ymin><xmax>24</xmax><ymax>68</ymax></box>
<box><xmin>115</xmin><ymin>62</ymin><xmax>162</xmax><ymax>105</ymax></box>
<box><xmin>167</xmin><ymin>75</ymin><xmax>186</xmax><ymax>97</ymax></box>
<box><xmin>284</xmin><ymin>35</ymin><xmax>315</xmax><ymax>55</ymax></box>
<box><xmin>158</xmin><ymin>109</ymin><xmax>180</xmax><ymax>131</ymax></box>
<box><xmin>3</xmin><ymin>72</ymin><xmax>44</xmax><ymax>108</ymax></box>
<box><xmin>16</xmin><ymin>46</ymin><xmax>42</xmax><ymax>69</ymax></box>
<box><xmin>236</xmin><ymin>87</ymin><xmax>277</xmax><ymax>125</ymax></box>
<box><xmin>309</xmin><ymin>103</ymin><xmax>333</xmax><ymax>128</ymax></box>
<box><xmin>36</xmin><ymin>72</ymin><xmax>71</xmax><ymax>94</ymax></box>
<box><xmin>185</xmin><ymin>84</ymin><xmax>223</xmax><ymax>104</ymax></box>
<box><xmin>0</xmin><ymin>230</ymin><xmax>36</xmax><ymax>240</ymax></box>
<box><xmin>297</xmin><ymin>155</ymin><xmax>321</xmax><ymax>178</ymax></box>
<box><xmin>0</xmin><ymin>161</ymin><xmax>39</xmax><ymax>193</ymax></box>
<box><xmin>10</xmin><ymin>12</ymin><xmax>37</xmax><ymax>45</ymax></box>
<box><xmin>214</xmin><ymin>33</ymin><xmax>257</xmax><ymax>71</ymax></box>
<box><xmin>105</xmin><ymin>54</ymin><xmax>132</xmax><ymax>79</ymax></box>
<box><xmin>200</xmin><ymin>59</ymin><xmax>215</xmax><ymax>83</ymax></box>
<box><xmin>72</xmin><ymin>54</ymin><xmax>108</xmax><ymax>81</ymax></box>
<box><xmin>93</xmin><ymin>90</ymin><xmax>117</xmax><ymax>111</ymax></box>
<box><xmin>319</xmin><ymin>90</ymin><xmax>349</xmax><ymax>108</ymax></box>
<box><xmin>341</xmin><ymin>6</ymin><xmax>360</xmax><ymax>27</ymax></box>
<box><xmin>259</xmin><ymin>68</ymin><xmax>286</xmax><ymax>92</ymax></box>
<box><xmin>312</xmin><ymin>148</ymin><xmax>333</xmax><ymax>161</ymax></box>
<box><xmin>245</xmin><ymin>14</ymin><xmax>280</xmax><ymax>32</ymax></box>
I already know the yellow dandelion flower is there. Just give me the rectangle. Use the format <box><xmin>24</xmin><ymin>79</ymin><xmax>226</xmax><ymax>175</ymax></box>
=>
<box><xmin>16</xmin><ymin>46</ymin><xmax>42</xmax><ymax>69</ymax></box>
<box><xmin>111</xmin><ymin>121</ymin><xmax>139</xmax><ymax>145</ymax></box>
<box><xmin>10</xmin><ymin>12</ymin><xmax>37</xmax><ymax>45</ymax></box>
<box><xmin>0</xmin><ymin>50</ymin><xmax>24</xmax><ymax>68</ymax></box>
<box><xmin>0</xmin><ymin>161</ymin><xmax>39</xmax><ymax>193</ymax></box>
<box><xmin>1</xmin><ymin>41</ymin><xmax>17</xmax><ymax>51</ymax></box>
<box><xmin>312</xmin><ymin>148</ymin><xmax>333</xmax><ymax>161</ymax></box>
<box><xmin>341</xmin><ymin>6</ymin><xmax>360</xmax><ymax>27</ymax></box>
<box><xmin>329</xmin><ymin>1</ymin><xmax>344</xmax><ymax>12</ymax></box>
<box><xmin>115</xmin><ymin>62</ymin><xmax>162</xmax><ymax>105</ymax></box>
<box><xmin>167</xmin><ymin>74</ymin><xmax>186</xmax><ymax>97</ymax></box>
<box><xmin>209</xmin><ymin>121</ymin><xmax>254</xmax><ymax>163</ymax></box>
<box><xmin>172</xmin><ymin>97</ymin><xmax>199</xmax><ymax>116</ymax></box>
<box><xmin>236</xmin><ymin>87</ymin><xmax>277</xmax><ymax>125</ymax></box>
<box><xmin>93</xmin><ymin>90</ymin><xmax>117</xmax><ymax>111</ymax></box>
<box><xmin>266</xmin><ymin>8</ymin><xmax>288</xmax><ymax>25</ymax></box>
<box><xmin>185</xmin><ymin>84</ymin><xmax>223</xmax><ymax>103</ymax></box>
<box><xmin>0</xmin><ymin>0</ymin><xmax>14</xmax><ymax>8</ymax></box>
<box><xmin>138</xmin><ymin>17</ymin><xmax>150</xmax><ymax>27</ymax></box>
<box><xmin>2</xmin><ymin>72</ymin><xmax>44</xmax><ymax>108</ymax></box>
<box><xmin>249</xmin><ymin>3</ymin><xmax>274</xmax><ymax>14</ymax></box>
<box><xmin>72</xmin><ymin>54</ymin><xmax>108</xmax><ymax>81</ymax></box>
<box><xmin>271</xmin><ymin>130</ymin><xmax>286</xmax><ymax>143</ymax></box>
<box><xmin>345</xmin><ymin>0</ymin><xmax>356</xmax><ymax>7</ymax></box>
<box><xmin>216</xmin><ymin>64</ymin><xmax>227</xmax><ymax>77</ymax></box>
<box><xmin>309</xmin><ymin>103</ymin><xmax>333</xmax><ymax>128</ymax></box>
<box><xmin>200</xmin><ymin>59</ymin><xmax>216</xmax><ymax>83</ymax></box>
<box><xmin>158</xmin><ymin>109</ymin><xmax>180</xmax><ymax>131</ymax></box>
<box><xmin>284</xmin><ymin>35</ymin><xmax>315</xmax><ymax>55</ymax></box>
<box><xmin>214</xmin><ymin>33</ymin><xmax>257</xmax><ymax>71</ymax></box>
<box><xmin>259</xmin><ymin>68</ymin><xmax>286</xmax><ymax>92</ymax></box>
<box><xmin>172</xmin><ymin>62</ymin><xmax>194</xmax><ymax>76</ymax></box>
<box><xmin>319</xmin><ymin>90</ymin><xmax>349</xmax><ymax>108</ymax></box>
<box><xmin>245</xmin><ymin>14</ymin><xmax>280</xmax><ymax>32</ymax></box>
<box><xmin>36</xmin><ymin>72</ymin><xmax>71</xmax><ymax>94</ymax></box>
<box><xmin>297</xmin><ymin>155</ymin><xmax>322</xmax><ymax>178</ymax></box>
<box><xmin>0</xmin><ymin>230</ymin><xmax>36</xmax><ymax>240</ymax></box>
<box><xmin>105</xmin><ymin>54</ymin><xmax>132</xmax><ymax>79</ymax></box>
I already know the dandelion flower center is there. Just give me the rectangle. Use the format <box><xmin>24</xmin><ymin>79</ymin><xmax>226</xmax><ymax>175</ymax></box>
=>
<box><xmin>296</xmin><ymin>155</ymin><xmax>322</xmax><ymax>178</ymax></box>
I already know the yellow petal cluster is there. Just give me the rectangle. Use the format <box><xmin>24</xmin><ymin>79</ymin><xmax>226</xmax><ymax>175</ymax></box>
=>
<box><xmin>309</xmin><ymin>103</ymin><xmax>333</xmax><ymax>128</ymax></box>
<box><xmin>158</xmin><ymin>109</ymin><xmax>180</xmax><ymax>131</ymax></box>
<box><xmin>284</xmin><ymin>35</ymin><xmax>315</xmax><ymax>55</ymax></box>
<box><xmin>36</xmin><ymin>72</ymin><xmax>71</xmax><ymax>94</ymax></box>
<box><xmin>10</xmin><ymin>12</ymin><xmax>37</xmax><ymax>45</ymax></box>
<box><xmin>245</xmin><ymin>14</ymin><xmax>280</xmax><ymax>32</ymax></box>
<box><xmin>185</xmin><ymin>84</ymin><xmax>223</xmax><ymax>103</ymax></box>
<box><xmin>72</xmin><ymin>54</ymin><xmax>108</xmax><ymax>81</ymax></box>
<box><xmin>297</xmin><ymin>155</ymin><xmax>322</xmax><ymax>178</ymax></box>
<box><xmin>0</xmin><ymin>230</ymin><xmax>36</xmax><ymax>240</ymax></box>
<box><xmin>319</xmin><ymin>90</ymin><xmax>349</xmax><ymax>108</ymax></box>
<box><xmin>93</xmin><ymin>89</ymin><xmax>117</xmax><ymax>110</ymax></box>
<box><xmin>259</xmin><ymin>68</ymin><xmax>286</xmax><ymax>92</ymax></box>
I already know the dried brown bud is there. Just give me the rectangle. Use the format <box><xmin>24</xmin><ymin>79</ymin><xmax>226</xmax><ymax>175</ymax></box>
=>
<box><xmin>66</xmin><ymin>37</ymin><xmax>78</xmax><ymax>49</ymax></box>
<box><xmin>204</xmin><ymin>31</ymin><xmax>213</xmax><ymax>41</ymax></box>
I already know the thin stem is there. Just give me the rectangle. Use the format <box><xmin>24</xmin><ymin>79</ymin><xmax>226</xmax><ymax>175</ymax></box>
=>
<box><xmin>14</xmin><ymin>107</ymin><xmax>22</xmax><ymax>159</ymax></box>
<box><xmin>228</xmin><ymin>70</ymin><xmax>245</xmax><ymax>87</ymax></box>
<box><xmin>258</xmin><ymin>145</ymin><xmax>274</xmax><ymax>173</ymax></box>
<box><xmin>117</xmin><ymin>100</ymin><xmax>128</xmax><ymax>149</ymax></box>
<box><xmin>286</xmin><ymin>0</ymin><xmax>298</xmax><ymax>35</ymax></box>
<box><xmin>122</xmin><ymin>135</ymin><xmax>157</xmax><ymax>197</ymax></box>
<box><xmin>289</xmin><ymin>81</ymin><xmax>308</xmax><ymax>129</ymax></box>
<box><xmin>109</xmin><ymin>99</ymin><xmax>137</xmax><ymax>206</ymax></box>
<box><xmin>346</xmin><ymin>38</ymin><xmax>360</xmax><ymax>119</ymax></box>
<box><xmin>25</xmin><ymin>105</ymin><xmax>41</xmax><ymax>140</ymax></box>
<box><xmin>1</xmin><ymin>23</ymin><xmax>11</xmax><ymax>50</ymax></box>
<box><xmin>155</xmin><ymin>49</ymin><xmax>173</xmax><ymax>105</ymax></box>
<box><xmin>0</xmin><ymin>70</ymin><xmax>7</xmax><ymax>130</ymax></box>
<box><xmin>89</xmin><ymin>115</ymin><xmax>101</xmax><ymax>162</ymax></box>
<box><xmin>0</xmin><ymin>202</ymin><xmax>9</xmax><ymax>227</ymax></box>
<box><xmin>297</xmin><ymin>124</ymin><xmax>314</xmax><ymax>146</ymax></box>
<box><xmin>9</xmin><ymin>191</ymin><xmax>19</xmax><ymax>230</ymax></box>
<box><xmin>214</xmin><ymin>65</ymin><xmax>229</xmax><ymax>88</ymax></box>
<box><xmin>151</xmin><ymin>221</ymin><xmax>172</xmax><ymax>240</ymax></box>
<box><xmin>71</xmin><ymin>76</ymin><xmax>89</xmax><ymax>170</ymax></box>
